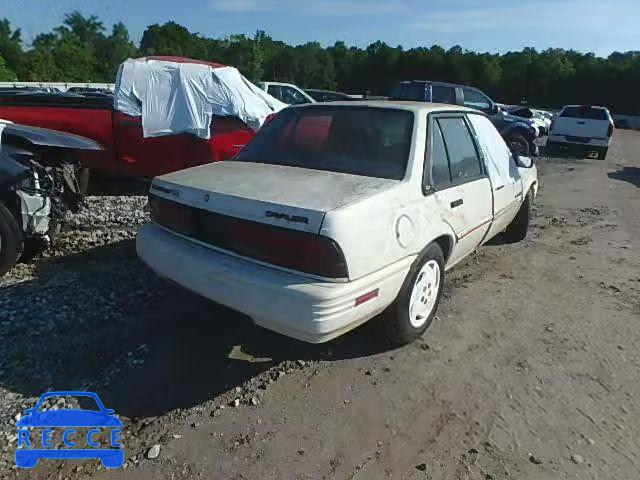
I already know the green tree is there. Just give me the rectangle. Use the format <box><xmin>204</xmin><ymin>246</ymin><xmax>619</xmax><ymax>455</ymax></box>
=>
<box><xmin>140</xmin><ymin>22</ymin><xmax>208</xmax><ymax>59</ymax></box>
<box><xmin>0</xmin><ymin>19</ymin><xmax>24</xmax><ymax>77</ymax></box>
<box><xmin>0</xmin><ymin>54</ymin><xmax>16</xmax><ymax>81</ymax></box>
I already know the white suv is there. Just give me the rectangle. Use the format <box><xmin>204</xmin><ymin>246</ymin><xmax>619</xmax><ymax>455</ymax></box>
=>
<box><xmin>547</xmin><ymin>105</ymin><xmax>614</xmax><ymax>160</ymax></box>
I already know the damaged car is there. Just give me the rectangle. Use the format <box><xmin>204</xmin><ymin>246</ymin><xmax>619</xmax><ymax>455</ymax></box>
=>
<box><xmin>0</xmin><ymin>121</ymin><xmax>103</xmax><ymax>276</ymax></box>
<box><xmin>137</xmin><ymin>102</ymin><xmax>538</xmax><ymax>345</ymax></box>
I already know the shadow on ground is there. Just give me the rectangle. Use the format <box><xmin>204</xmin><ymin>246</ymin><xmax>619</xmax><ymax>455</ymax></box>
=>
<box><xmin>0</xmin><ymin>240</ymin><xmax>398</xmax><ymax>418</ymax></box>
<box><xmin>608</xmin><ymin>166</ymin><xmax>640</xmax><ymax>187</ymax></box>
<box><xmin>87</xmin><ymin>173</ymin><xmax>150</xmax><ymax>196</ymax></box>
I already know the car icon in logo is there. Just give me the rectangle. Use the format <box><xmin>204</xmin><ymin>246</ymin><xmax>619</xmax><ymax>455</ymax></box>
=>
<box><xmin>15</xmin><ymin>391</ymin><xmax>123</xmax><ymax>468</ymax></box>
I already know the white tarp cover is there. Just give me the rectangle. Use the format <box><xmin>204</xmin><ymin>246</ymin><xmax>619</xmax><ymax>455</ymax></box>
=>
<box><xmin>114</xmin><ymin>58</ymin><xmax>287</xmax><ymax>139</ymax></box>
<box><xmin>467</xmin><ymin>114</ymin><xmax>520</xmax><ymax>188</ymax></box>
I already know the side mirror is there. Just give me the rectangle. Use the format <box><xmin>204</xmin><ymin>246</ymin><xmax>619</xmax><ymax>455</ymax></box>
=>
<box><xmin>513</xmin><ymin>152</ymin><xmax>534</xmax><ymax>168</ymax></box>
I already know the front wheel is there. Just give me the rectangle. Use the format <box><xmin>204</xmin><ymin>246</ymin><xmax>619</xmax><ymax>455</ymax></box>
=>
<box><xmin>376</xmin><ymin>243</ymin><xmax>445</xmax><ymax>345</ymax></box>
<box><xmin>503</xmin><ymin>190</ymin><xmax>532</xmax><ymax>243</ymax></box>
<box><xmin>505</xmin><ymin>133</ymin><xmax>530</xmax><ymax>157</ymax></box>
<box><xmin>77</xmin><ymin>167</ymin><xmax>91</xmax><ymax>195</ymax></box>
<box><xmin>0</xmin><ymin>202</ymin><xmax>23</xmax><ymax>277</ymax></box>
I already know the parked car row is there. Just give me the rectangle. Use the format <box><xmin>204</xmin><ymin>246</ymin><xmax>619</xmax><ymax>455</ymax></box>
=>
<box><xmin>0</xmin><ymin>57</ymin><xmax>284</xmax><ymax>180</ymax></box>
<box><xmin>1</xmin><ymin>55</ymin><xmax>616</xmax><ymax>347</ymax></box>
<box><xmin>389</xmin><ymin>80</ymin><xmax>544</xmax><ymax>157</ymax></box>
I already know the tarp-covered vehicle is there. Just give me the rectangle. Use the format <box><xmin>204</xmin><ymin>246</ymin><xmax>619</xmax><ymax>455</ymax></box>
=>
<box><xmin>0</xmin><ymin>57</ymin><xmax>286</xmax><ymax>179</ymax></box>
<box><xmin>0</xmin><ymin>121</ymin><xmax>102</xmax><ymax>276</ymax></box>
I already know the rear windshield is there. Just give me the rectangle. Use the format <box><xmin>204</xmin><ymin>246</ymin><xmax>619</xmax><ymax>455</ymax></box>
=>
<box><xmin>560</xmin><ymin>106</ymin><xmax>609</xmax><ymax>120</ymax></box>
<box><xmin>234</xmin><ymin>106</ymin><xmax>414</xmax><ymax>180</ymax></box>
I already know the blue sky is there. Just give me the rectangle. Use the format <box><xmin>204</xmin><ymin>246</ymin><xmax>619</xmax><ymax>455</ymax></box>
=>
<box><xmin>4</xmin><ymin>0</ymin><xmax>639</xmax><ymax>57</ymax></box>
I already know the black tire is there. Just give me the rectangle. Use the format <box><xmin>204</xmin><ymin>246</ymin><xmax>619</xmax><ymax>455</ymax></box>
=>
<box><xmin>77</xmin><ymin>167</ymin><xmax>91</xmax><ymax>195</ymax></box>
<box><xmin>0</xmin><ymin>202</ymin><xmax>23</xmax><ymax>277</ymax></box>
<box><xmin>503</xmin><ymin>190</ymin><xmax>532</xmax><ymax>243</ymax></box>
<box><xmin>505</xmin><ymin>133</ymin><xmax>530</xmax><ymax>157</ymax></box>
<box><xmin>546</xmin><ymin>141</ymin><xmax>559</xmax><ymax>157</ymax></box>
<box><xmin>598</xmin><ymin>147</ymin><xmax>608</xmax><ymax>160</ymax></box>
<box><xmin>376</xmin><ymin>243</ymin><xmax>446</xmax><ymax>345</ymax></box>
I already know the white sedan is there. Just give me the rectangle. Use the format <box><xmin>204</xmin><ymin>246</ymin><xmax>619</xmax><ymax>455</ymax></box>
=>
<box><xmin>137</xmin><ymin>102</ymin><xmax>538</xmax><ymax>344</ymax></box>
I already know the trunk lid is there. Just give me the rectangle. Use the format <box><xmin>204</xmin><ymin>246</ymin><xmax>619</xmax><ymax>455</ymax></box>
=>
<box><xmin>151</xmin><ymin>161</ymin><xmax>398</xmax><ymax>233</ymax></box>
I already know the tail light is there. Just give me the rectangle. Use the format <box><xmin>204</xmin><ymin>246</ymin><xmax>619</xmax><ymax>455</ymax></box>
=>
<box><xmin>223</xmin><ymin>217</ymin><xmax>348</xmax><ymax>278</ymax></box>
<box><xmin>149</xmin><ymin>194</ymin><xmax>348</xmax><ymax>279</ymax></box>
<box><xmin>607</xmin><ymin>123</ymin><xmax>614</xmax><ymax>137</ymax></box>
<box><xmin>149</xmin><ymin>195</ymin><xmax>195</xmax><ymax>236</ymax></box>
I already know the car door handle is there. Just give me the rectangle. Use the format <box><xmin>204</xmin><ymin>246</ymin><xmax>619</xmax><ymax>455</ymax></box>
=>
<box><xmin>232</xmin><ymin>144</ymin><xmax>246</xmax><ymax>148</ymax></box>
<box><xmin>450</xmin><ymin>199</ymin><xmax>464</xmax><ymax>208</ymax></box>
<box><xmin>577</xmin><ymin>121</ymin><xmax>586</xmax><ymax>125</ymax></box>
<box><xmin>495</xmin><ymin>185</ymin><xmax>505</xmax><ymax>191</ymax></box>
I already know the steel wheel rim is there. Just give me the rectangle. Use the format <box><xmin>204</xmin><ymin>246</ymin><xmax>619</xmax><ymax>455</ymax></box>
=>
<box><xmin>408</xmin><ymin>260</ymin><xmax>440</xmax><ymax>328</ymax></box>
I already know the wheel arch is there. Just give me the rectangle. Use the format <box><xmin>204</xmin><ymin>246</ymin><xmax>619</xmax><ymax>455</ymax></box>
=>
<box><xmin>431</xmin><ymin>234</ymin><xmax>455</xmax><ymax>264</ymax></box>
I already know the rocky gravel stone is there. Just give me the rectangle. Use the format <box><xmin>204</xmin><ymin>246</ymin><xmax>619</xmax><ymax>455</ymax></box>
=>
<box><xmin>147</xmin><ymin>444</ymin><xmax>161</xmax><ymax>459</ymax></box>
<box><xmin>0</xmin><ymin>195</ymin><xmax>158</xmax><ymax>469</ymax></box>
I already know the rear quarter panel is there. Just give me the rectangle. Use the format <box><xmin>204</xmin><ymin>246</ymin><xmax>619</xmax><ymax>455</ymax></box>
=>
<box><xmin>322</xmin><ymin>181</ymin><xmax>456</xmax><ymax>281</ymax></box>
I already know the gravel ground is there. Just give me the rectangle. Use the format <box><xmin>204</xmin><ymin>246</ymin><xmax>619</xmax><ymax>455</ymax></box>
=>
<box><xmin>1</xmin><ymin>132</ymin><xmax>639</xmax><ymax>479</ymax></box>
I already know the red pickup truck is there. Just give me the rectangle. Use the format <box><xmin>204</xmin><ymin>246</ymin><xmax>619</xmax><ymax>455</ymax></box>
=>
<box><xmin>0</xmin><ymin>57</ymin><xmax>257</xmax><ymax>179</ymax></box>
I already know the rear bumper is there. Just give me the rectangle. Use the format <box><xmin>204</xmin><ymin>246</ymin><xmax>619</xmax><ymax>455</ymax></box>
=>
<box><xmin>548</xmin><ymin>134</ymin><xmax>611</xmax><ymax>147</ymax></box>
<box><xmin>136</xmin><ymin>224</ymin><xmax>413</xmax><ymax>343</ymax></box>
<box><xmin>547</xmin><ymin>136</ymin><xmax>610</xmax><ymax>158</ymax></box>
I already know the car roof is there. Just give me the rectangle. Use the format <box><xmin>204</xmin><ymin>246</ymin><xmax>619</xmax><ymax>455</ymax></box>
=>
<box><xmin>396</xmin><ymin>79</ymin><xmax>476</xmax><ymax>90</ymax></box>
<box><xmin>143</xmin><ymin>56</ymin><xmax>226</xmax><ymax>69</ymax></box>
<box><xmin>562</xmin><ymin>105</ymin><xmax>609</xmax><ymax>110</ymax></box>
<box><xmin>305</xmin><ymin>88</ymin><xmax>345</xmax><ymax>94</ymax></box>
<box><xmin>289</xmin><ymin>100</ymin><xmax>478</xmax><ymax>114</ymax></box>
<box><xmin>262</xmin><ymin>81</ymin><xmax>298</xmax><ymax>87</ymax></box>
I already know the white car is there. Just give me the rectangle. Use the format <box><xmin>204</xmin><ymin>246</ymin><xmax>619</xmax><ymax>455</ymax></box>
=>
<box><xmin>547</xmin><ymin>105</ymin><xmax>614</xmax><ymax>159</ymax></box>
<box><xmin>256</xmin><ymin>81</ymin><xmax>316</xmax><ymax>105</ymax></box>
<box><xmin>136</xmin><ymin>102</ymin><xmax>538</xmax><ymax>344</ymax></box>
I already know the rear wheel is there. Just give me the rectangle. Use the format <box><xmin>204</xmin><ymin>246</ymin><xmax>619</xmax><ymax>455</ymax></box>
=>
<box><xmin>546</xmin><ymin>141</ymin><xmax>559</xmax><ymax>157</ymax></box>
<box><xmin>503</xmin><ymin>190</ymin><xmax>532</xmax><ymax>243</ymax></box>
<box><xmin>597</xmin><ymin>147</ymin><xmax>608</xmax><ymax>160</ymax></box>
<box><xmin>77</xmin><ymin>167</ymin><xmax>91</xmax><ymax>195</ymax></box>
<box><xmin>505</xmin><ymin>133</ymin><xmax>530</xmax><ymax>157</ymax></box>
<box><xmin>0</xmin><ymin>202</ymin><xmax>22</xmax><ymax>276</ymax></box>
<box><xmin>376</xmin><ymin>243</ymin><xmax>445</xmax><ymax>345</ymax></box>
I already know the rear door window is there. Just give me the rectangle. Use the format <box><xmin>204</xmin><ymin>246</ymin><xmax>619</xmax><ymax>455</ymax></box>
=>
<box><xmin>391</xmin><ymin>83</ymin><xmax>426</xmax><ymax>101</ymax></box>
<box><xmin>560</xmin><ymin>106</ymin><xmax>609</xmax><ymax>120</ymax></box>
<box><xmin>281</xmin><ymin>87</ymin><xmax>310</xmax><ymax>105</ymax></box>
<box><xmin>437</xmin><ymin>117</ymin><xmax>483</xmax><ymax>181</ymax></box>
<box><xmin>429</xmin><ymin>122</ymin><xmax>452</xmax><ymax>188</ymax></box>
<box><xmin>431</xmin><ymin>86</ymin><xmax>457</xmax><ymax>105</ymax></box>
<box><xmin>267</xmin><ymin>85</ymin><xmax>282</xmax><ymax>101</ymax></box>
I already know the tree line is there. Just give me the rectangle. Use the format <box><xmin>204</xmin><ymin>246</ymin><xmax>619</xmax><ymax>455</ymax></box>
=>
<box><xmin>1</xmin><ymin>12</ymin><xmax>639</xmax><ymax>114</ymax></box>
